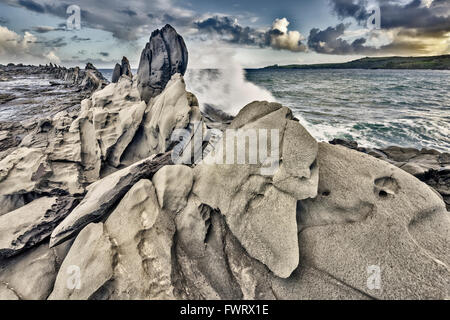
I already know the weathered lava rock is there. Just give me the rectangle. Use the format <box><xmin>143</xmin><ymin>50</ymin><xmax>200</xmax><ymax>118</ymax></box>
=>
<box><xmin>136</xmin><ymin>24</ymin><xmax>188</xmax><ymax>102</ymax></box>
<box><xmin>112</xmin><ymin>56</ymin><xmax>133</xmax><ymax>83</ymax></box>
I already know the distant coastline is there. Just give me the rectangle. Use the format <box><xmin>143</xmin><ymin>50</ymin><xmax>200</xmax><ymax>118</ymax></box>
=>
<box><xmin>255</xmin><ymin>55</ymin><xmax>450</xmax><ymax>71</ymax></box>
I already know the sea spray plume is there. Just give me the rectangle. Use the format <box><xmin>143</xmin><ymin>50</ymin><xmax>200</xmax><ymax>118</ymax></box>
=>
<box><xmin>185</xmin><ymin>46</ymin><xmax>275</xmax><ymax>116</ymax></box>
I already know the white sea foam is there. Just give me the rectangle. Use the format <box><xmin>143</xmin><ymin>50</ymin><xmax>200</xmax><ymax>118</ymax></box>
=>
<box><xmin>185</xmin><ymin>49</ymin><xmax>275</xmax><ymax>116</ymax></box>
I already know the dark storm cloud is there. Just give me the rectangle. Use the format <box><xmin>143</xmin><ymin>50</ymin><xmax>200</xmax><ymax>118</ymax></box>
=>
<box><xmin>315</xmin><ymin>0</ymin><xmax>450</xmax><ymax>55</ymax></box>
<box><xmin>4</xmin><ymin>0</ymin><xmax>308</xmax><ymax>51</ymax></box>
<box><xmin>31</xmin><ymin>26</ymin><xmax>65</xmax><ymax>33</ymax></box>
<box><xmin>14</xmin><ymin>0</ymin><xmax>67</xmax><ymax>17</ymax></box>
<box><xmin>0</xmin><ymin>16</ymin><xmax>8</xmax><ymax>24</ymax></box>
<box><xmin>195</xmin><ymin>16</ymin><xmax>268</xmax><ymax>46</ymax></box>
<box><xmin>328</xmin><ymin>0</ymin><xmax>450</xmax><ymax>32</ymax></box>
<box><xmin>99</xmin><ymin>52</ymin><xmax>109</xmax><ymax>57</ymax></box>
<box><xmin>17</xmin><ymin>0</ymin><xmax>45</xmax><ymax>13</ymax></box>
<box><xmin>35</xmin><ymin>37</ymin><xmax>67</xmax><ymax>48</ymax></box>
<box><xmin>329</xmin><ymin>0</ymin><xmax>370</xmax><ymax>21</ymax></box>
<box><xmin>70</xmin><ymin>35</ymin><xmax>91</xmax><ymax>42</ymax></box>
<box><xmin>195</xmin><ymin>16</ymin><xmax>307</xmax><ymax>52</ymax></box>
<box><xmin>2</xmin><ymin>0</ymin><xmax>195</xmax><ymax>40</ymax></box>
<box><xmin>308</xmin><ymin>23</ymin><xmax>369</xmax><ymax>54</ymax></box>
<box><xmin>119</xmin><ymin>9</ymin><xmax>137</xmax><ymax>17</ymax></box>
<box><xmin>3</xmin><ymin>0</ymin><xmax>447</xmax><ymax>56</ymax></box>
<box><xmin>378</xmin><ymin>0</ymin><xmax>450</xmax><ymax>31</ymax></box>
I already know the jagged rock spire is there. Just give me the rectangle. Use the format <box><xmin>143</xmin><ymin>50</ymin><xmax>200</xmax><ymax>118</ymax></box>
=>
<box><xmin>136</xmin><ymin>24</ymin><xmax>188</xmax><ymax>102</ymax></box>
<box><xmin>112</xmin><ymin>56</ymin><xmax>133</xmax><ymax>83</ymax></box>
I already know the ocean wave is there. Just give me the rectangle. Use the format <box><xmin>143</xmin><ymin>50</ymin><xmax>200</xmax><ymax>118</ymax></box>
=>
<box><xmin>185</xmin><ymin>61</ymin><xmax>275</xmax><ymax>116</ymax></box>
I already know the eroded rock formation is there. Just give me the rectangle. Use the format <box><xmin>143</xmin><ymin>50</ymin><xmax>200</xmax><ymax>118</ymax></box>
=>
<box><xmin>330</xmin><ymin>139</ymin><xmax>450</xmax><ymax>210</ymax></box>
<box><xmin>137</xmin><ymin>24</ymin><xmax>188</xmax><ymax>103</ymax></box>
<box><xmin>0</xmin><ymin>25</ymin><xmax>448</xmax><ymax>300</ymax></box>
<box><xmin>112</xmin><ymin>56</ymin><xmax>133</xmax><ymax>83</ymax></box>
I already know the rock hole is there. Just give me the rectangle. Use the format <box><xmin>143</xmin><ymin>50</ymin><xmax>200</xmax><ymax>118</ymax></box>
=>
<box><xmin>204</xmin><ymin>218</ymin><xmax>212</xmax><ymax>244</ymax></box>
<box><xmin>374</xmin><ymin>176</ymin><xmax>399</xmax><ymax>198</ymax></box>
<box><xmin>379</xmin><ymin>190</ymin><xmax>388</xmax><ymax>198</ymax></box>
<box><xmin>309</xmin><ymin>160</ymin><xmax>317</xmax><ymax>171</ymax></box>
<box><xmin>199</xmin><ymin>204</ymin><xmax>214</xmax><ymax>244</ymax></box>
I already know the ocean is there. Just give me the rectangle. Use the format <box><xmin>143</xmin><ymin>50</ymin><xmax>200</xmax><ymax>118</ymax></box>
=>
<box><xmin>102</xmin><ymin>68</ymin><xmax>450</xmax><ymax>152</ymax></box>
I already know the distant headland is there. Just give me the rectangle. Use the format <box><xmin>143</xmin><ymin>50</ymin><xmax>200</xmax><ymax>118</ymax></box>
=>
<box><xmin>257</xmin><ymin>55</ymin><xmax>450</xmax><ymax>70</ymax></box>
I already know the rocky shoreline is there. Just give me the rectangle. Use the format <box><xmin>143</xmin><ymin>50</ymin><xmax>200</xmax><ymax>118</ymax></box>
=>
<box><xmin>0</xmin><ymin>62</ymin><xmax>108</xmax><ymax>160</ymax></box>
<box><xmin>0</xmin><ymin>25</ymin><xmax>448</xmax><ymax>300</ymax></box>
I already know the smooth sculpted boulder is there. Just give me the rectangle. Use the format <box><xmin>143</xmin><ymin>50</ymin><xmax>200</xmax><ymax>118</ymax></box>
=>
<box><xmin>137</xmin><ymin>24</ymin><xmax>188</xmax><ymax>102</ymax></box>
<box><xmin>49</xmin><ymin>179</ymin><xmax>176</xmax><ymax>299</ymax></box>
<box><xmin>152</xmin><ymin>165</ymin><xmax>194</xmax><ymax>214</ymax></box>
<box><xmin>49</xmin><ymin>152</ymin><xmax>173</xmax><ymax>247</ymax></box>
<box><xmin>193</xmin><ymin>101</ymin><xmax>319</xmax><ymax>278</ymax></box>
<box><xmin>329</xmin><ymin>139</ymin><xmax>450</xmax><ymax>210</ymax></box>
<box><xmin>271</xmin><ymin>143</ymin><xmax>450</xmax><ymax>299</ymax></box>
<box><xmin>0</xmin><ymin>242</ymin><xmax>68</xmax><ymax>300</ymax></box>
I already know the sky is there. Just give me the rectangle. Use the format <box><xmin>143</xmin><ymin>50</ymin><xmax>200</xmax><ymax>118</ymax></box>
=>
<box><xmin>0</xmin><ymin>0</ymin><xmax>449</xmax><ymax>68</ymax></box>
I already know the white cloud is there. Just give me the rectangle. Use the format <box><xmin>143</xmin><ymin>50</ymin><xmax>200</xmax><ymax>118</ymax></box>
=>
<box><xmin>45</xmin><ymin>51</ymin><xmax>61</xmax><ymax>64</ymax></box>
<box><xmin>0</xmin><ymin>25</ymin><xmax>61</xmax><ymax>64</ymax></box>
<box><xmin>270</xmin><ymin>18</ymin><xmax>307</xmax><ymax>52</ymax></box>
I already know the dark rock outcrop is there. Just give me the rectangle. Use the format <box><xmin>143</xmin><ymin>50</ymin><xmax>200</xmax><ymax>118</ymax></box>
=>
<box><xmin>111</xmin><ymin>56</ymin><xmax>133</xmax><ymax>83</ymax></box>
<box><xmin>0</xmin><ymin>62</ymin><xmax>108</xmax><ymax>92</ymax></box>
<box><xmin>112</xmin><ymin>64</ymin><xmax>121</xmax><ymax>83</ymax></box>
<box><xmin>136</xmin><ymin>24</ymin><xmax>188</xmax><ymax>102</ymax></box>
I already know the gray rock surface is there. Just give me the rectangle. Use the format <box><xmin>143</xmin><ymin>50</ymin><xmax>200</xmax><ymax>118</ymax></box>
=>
<box><xmin>0</xmin><ymin>113</ymin><xmax>88</xmax><ymax>200</ymax></box>
<box><xmin>193</xmin><ymin>101</ymin><xmax>319</xmax><ymax>278</ymax></box>
<box><xmin>49</xmin><ymin>179</ymin><xmax>176</xmax><ymax>299</ymax></box>
<box><xmin>0</xmin><ymin>196</ymin><xmax>76</xmax><ymax>258</ymax></box>
<box><xmin>111</xmin><ymin>64</ymin><xmax>122</xmax><ymax>84</ymax></box>
<box><xmin>48</xmin><ymin>223</ymin><xmax>115</xmax><ymax>300</ymax></box>
<box><xmin>0</xmin><ymin>147</ymin><xmax>51</xmax><ymax>196</ymax></box>
<box><xmin>330</xmin><ymin>139</ymin><xmax>450</xmax><ymax>210</ymax></box>
<box><xmin>121</xmin><ymin>74</ymin><xmax>204</xmax><ymax>166</ymax></box>
<box><xmin>152</xmin><ymin>165</ymin><xmax>193</xmax><ymax>213</ymax></box>
<box><xmin>137</xmin><ymin>24</ymin><xmax>188</xmax><ymax>102</ymax></box>
<box><xmin>111</xmin><ymin>56</ymin><xmax>133</xmax><ymax>83</ymax></box>
<box><xmin>292</xmin><ymin>143</ymin><xmax>450</xmax><ymax>299</ymax></box>
<box><xmin>87</xmin><ymin>77</ymin><xmax>147</xmax><ymax>167</ymax></box>
<box><xmin>0</xmin><ymin>241</ymin><xmax>71</xmax><ymax>300</ymax></box>
<box><xmin>49</xmin><ymin>152</ymin><xmax>173</xmax><ymax>247</ymax></box>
